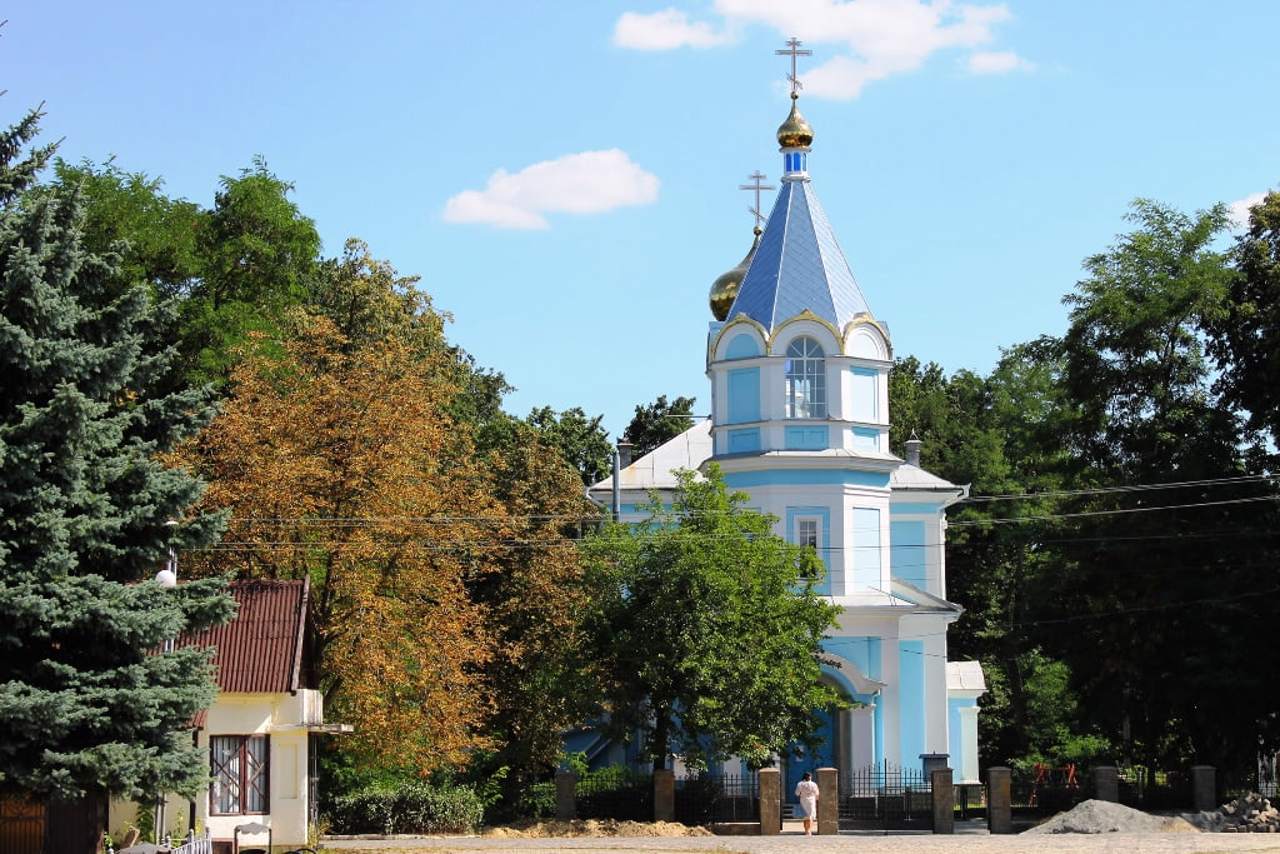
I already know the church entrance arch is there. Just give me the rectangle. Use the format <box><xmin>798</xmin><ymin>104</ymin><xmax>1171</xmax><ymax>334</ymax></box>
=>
<box><xmin>783</xmin><ymin>675</ymin><xmax>853</xmax><ymax>811</ymax></box>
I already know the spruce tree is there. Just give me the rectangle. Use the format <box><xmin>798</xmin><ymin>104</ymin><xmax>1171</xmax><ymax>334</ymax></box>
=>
<box><xmin>0</xmin><ymin>107</ymin><xmax>233</xmax><ymax>800</ymax></box>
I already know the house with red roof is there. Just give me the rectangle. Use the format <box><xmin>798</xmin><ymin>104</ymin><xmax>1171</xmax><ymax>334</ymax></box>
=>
<box><xmin>108</xmin><ymin>579</ymin><xmax>348</xmax><ymax>853</ymax></box>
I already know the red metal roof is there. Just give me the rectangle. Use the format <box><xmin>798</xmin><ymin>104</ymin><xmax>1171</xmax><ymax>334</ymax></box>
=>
<box><xmin>178</xmin><ymin>578</ymin><xmax>309</xmax><ymax>694</ymax></box>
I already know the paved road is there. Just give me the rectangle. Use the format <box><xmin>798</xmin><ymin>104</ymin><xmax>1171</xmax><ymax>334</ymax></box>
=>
<box><xmin>321</xmin><ymin>831</ymin><xmax>1280</xmax><ymax>854</ymax></box>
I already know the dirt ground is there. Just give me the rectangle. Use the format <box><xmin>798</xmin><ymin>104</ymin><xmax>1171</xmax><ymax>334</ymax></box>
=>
<box><xmin>320</xmin><ymin>825</ymin><xmax>1280</xmax><ymax>854</ymax></box>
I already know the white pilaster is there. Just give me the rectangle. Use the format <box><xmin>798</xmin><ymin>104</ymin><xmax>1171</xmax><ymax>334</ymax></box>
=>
<box><xmin>958</xmin><ymin>705</ymin><xmax>980</xmax><ymax>783</ymax></box>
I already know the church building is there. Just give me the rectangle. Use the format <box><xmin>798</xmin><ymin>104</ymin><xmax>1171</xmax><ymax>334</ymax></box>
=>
<box><xmin>587</xmin><ymin>43</ymin><xmax>986</xmax><ymax>799</ymax></box>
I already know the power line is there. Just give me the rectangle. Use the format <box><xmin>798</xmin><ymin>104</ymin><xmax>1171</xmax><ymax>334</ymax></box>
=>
<box><xmin>961</xmin><ymin>474</ymin><xmax>1279</xmax><ymax>503</ymax></box>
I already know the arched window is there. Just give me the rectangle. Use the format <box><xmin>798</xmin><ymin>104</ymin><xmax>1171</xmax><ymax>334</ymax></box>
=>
<box><xmin>785</xmin><ymin>337</ymin><xmax>826</xmax><ymax>418</ymax></box>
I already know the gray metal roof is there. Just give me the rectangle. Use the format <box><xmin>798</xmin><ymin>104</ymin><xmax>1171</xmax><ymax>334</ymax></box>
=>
<box><xmin>727</xmin><ymin>178</ymin><xmax>871</xmax><ymax>333</ymax></box>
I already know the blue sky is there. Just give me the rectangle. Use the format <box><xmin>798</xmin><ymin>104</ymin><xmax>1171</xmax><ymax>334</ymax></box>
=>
<box><xmin>5</xmin><ymin>1</ymin><xmax>1278</xmax><ymax>436</ymax></box>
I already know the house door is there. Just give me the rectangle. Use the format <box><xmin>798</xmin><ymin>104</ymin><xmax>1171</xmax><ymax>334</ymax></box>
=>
<box><xmin>785</xmin><ymin>706</ymin><xmax>837</xmax><ymax>807</ymax></box>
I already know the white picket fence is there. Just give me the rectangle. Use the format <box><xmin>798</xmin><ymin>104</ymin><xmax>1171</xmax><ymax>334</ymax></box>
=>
<box><xmin>167</xmin><ymin>829</ymin><xmax>213</xmax><ymax>854</ymax></box>
<box><xmin>107</xmin><ymin>828</ymin><xmax>212</xmax><ymax>854</ymax></box>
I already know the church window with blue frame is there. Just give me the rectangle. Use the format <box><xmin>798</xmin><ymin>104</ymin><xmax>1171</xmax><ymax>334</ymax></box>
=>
<box><xmin>785</xmin><ymin>336</ymin><xmax>826</xmax><ymax>418</ymax></box>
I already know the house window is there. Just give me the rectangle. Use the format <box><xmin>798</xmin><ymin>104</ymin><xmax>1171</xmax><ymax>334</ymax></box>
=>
<box><xmin>211</xmin><ymin>735</ymin><xmax>269</xmax><ymax>815</ymax></box>
<box><xmin>785</xmin><ymin>337</ymin><xmax>826</xmax><ymax>418</ymax></box>
<box><xmin>797</xmin><ymin>518</ymin><xmax>819</xmax><ymax>551</ymax></box>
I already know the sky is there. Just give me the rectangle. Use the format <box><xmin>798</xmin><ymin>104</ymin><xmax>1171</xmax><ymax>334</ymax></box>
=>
<box><xmin>5</xmin><ymin>1</ymin><xmax>1278</xmax><ymax>437</ymax></box>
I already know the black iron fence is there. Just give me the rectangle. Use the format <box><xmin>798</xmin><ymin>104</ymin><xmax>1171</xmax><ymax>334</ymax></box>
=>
<box><xmin>838</xmin><ymin>761</ymin><xmax>933</xmax><ymax>830</ymax></box>
<box><xmin>674</xmin><ymin>773</ymin><xmax>759</xmax><ymax>826</ymax></box>
<box><xmin>574</xmin><ymin>770</ymin><xmax>653</xmax><ymax>821</ymax></box>
<box><xmin>1010</xmin><ymin>764</ymin><xmax>1087</xmax><ymax>818</ymax></box>
<box><xmin>1118</xmin><ymin>766</ymin><xmax>1192</xmax><ymax>810</ymax></box>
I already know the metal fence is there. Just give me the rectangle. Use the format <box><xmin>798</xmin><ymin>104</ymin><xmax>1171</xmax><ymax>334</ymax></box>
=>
<box><xmin>838</xmin><ymin>761</ymin><xmax>933</xmax><ymax>830</ymax></box>
<box><xmin>574</xmin><ymin>770</ymin><xmax>654</xmax><ymax>821</ymax></box>
<box><xmin>1118</xmin><ymin>766</ymin><xmax>1192</xmax><ymax>810</ymax></box>
<box><xmin>1010</xmin><ymin>764</ymin><xmax>1087</xmax><ymax>818</ymax></box>
<box><xmin>674</xmin><ymin>773</ymin><xmax>759</xmax><ymax>826</ymax></box>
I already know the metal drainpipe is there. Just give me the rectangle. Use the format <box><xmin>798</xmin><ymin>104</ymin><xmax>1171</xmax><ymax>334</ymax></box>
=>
<box><xmin>611</xmin><ymin>447</ymin><xmax>621</xmax><ymax>521</ymax></box>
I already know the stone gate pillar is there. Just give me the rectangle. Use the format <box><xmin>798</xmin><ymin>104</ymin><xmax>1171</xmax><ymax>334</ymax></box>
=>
<box><xmin>1093</xmin><ymin>765</ymin><xmax>1119</xmax><ymax>802</ymax></box>
<box><xmin>653</xmin><ymin>769</ymin><xmax>674</xmax><ymax>822</ymax></box>
<box><xmin>931</xmin><ymin>767</ymin><xmax>954</xmax><ymax>834</ymax></box>
<box><xmin>555</xmin><ymin>771</ymin><xmax>577</xmax><ymax>821</ymax></box>
<box><xmin>759</xmin><ymin>768</ymin><xmax>781</xmax><ymax>836</ymax></box>
<box><xmin>817</xmin><ymin>767</ymin><xmax>838</xmax><ymax>834</ymax></box>
<box><xmin>987</xmin><ymin>766</ymin><xmax>1012</xmax><ymax>834</ymax></box>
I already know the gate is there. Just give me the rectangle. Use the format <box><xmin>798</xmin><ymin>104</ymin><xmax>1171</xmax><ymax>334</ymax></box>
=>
<box><xmin>674</xmin><ymin>774</ymin><xmax>759</xmax><ymax>826</ymax></box>
<box><xmin>0</xmin><ymin>797</ymin><xmax>43</xmax><ymax>854</ymax></box>
<box><xmin>838</xmin><ymin>762</ymin><xmax>933</xmax><ymax>831</ymax></box>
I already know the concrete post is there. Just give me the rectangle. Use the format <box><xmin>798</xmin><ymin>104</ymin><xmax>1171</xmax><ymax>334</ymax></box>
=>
<box><xmin>1191</xmin><ymin>766</ymin><xmax>1217</xmax><ymax>812</ymax></box>
<box><xmin>987</xmin><ymin>766</ymin><xmax>1012</xmax><ymax>834</ymax></box>
<box><xmin>653</xmin><ymin>769</ymin><xmax>675</xmax><ymax>822</ymax></box>
<box><xmin>817</xmin><ymin>767</ymin><xmax>839</xmax><ymax>835</ymax></box>
<box><xmin>1093</xmin><ymin>765</ymin><xmax>1119</xmax><ymax>802</ymax></box>
<box><xmin>931</xmin><ymin>768</ymin><xmax>954</xmax><ymax>834</ymax></box>
<box><xmin>758</xmin><ymin>768</ymin><xmax>781</xmax><ymax>836</ymax></box>
<box><xmin>555</xmin><ymin>771</ymin><xmax>577</xmax><ymax>821</ymax></box>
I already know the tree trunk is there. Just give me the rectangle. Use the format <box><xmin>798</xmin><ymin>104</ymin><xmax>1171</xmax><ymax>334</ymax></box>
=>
<box><xmin>652</xmin><ymin>710</ymin><xmax>671</xmax><ymax>772</ymax></box>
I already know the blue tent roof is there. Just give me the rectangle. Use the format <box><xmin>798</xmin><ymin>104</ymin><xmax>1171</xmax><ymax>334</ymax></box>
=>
<box><xmin>726</xmin><ymin>178</ymin><xmax>871</xmax><ymax>333</ymax></box>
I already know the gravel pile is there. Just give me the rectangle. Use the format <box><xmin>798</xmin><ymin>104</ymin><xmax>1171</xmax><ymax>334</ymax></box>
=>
<box><xmin>1185</xmin><ymin>793</ymin><xmax>1280</xmax><ymax>833</ymax></box>
<box><xmin>1025</xmin><ymin>799</ymin><xmax>1195</xmax><ymax>834</ymax></box>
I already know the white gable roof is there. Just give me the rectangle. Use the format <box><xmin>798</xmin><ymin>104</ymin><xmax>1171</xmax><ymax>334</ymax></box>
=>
<box><xmin>589</xmin><ymin>420</ymin><xmax>713</xmax><ymax>494</ymax></box>
<box><xmin>946</xmin><ymin>660</ymin><xmax>987</xmax><ymax>693</ymax></box>
<box><xmin>890</xmin><ymin>462</ymin><xmax>964</xmax><ymax>493</ymax></box>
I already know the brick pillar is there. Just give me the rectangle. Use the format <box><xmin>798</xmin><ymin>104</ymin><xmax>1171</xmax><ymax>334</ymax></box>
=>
<box><xmin>1093</xmin><ymin>765</ymin><xmax>1119</xmax><ymax>802</ymax></box>
<box><xmin>931</xmin><ymin>767</ymin><xmax>954</xmax><ymax>834</ymax></box>
<box><xmin>758</xmin><ymin>768</ymin><xmax>780</xmax><ymax>836</ymax></box>
<box><xmin>987</xmin><ymin>766</ymin><xmax>1012</xmax><ymax>834</ymax></box>
<box><xmin>653</xmin><ymin>769</ymin><xmax>675</xmax><ymax>822</ymax></box>
<box><xmin>555</xmin><ymin>771</ymin><xmax>577</xmax><ymax>821</ymax></box>
<box><xmin>816</xmin><ymin>767</ymin><xmax>838</xmax><ymax>835</ymax></box>
<box><xmin>1191</xmin><ymin>766</ymin><xmax>1216</xmax><ymax>812</ymax></box>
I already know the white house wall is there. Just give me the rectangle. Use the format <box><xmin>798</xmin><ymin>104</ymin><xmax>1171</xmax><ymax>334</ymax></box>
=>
<box><xmin>108</xmin><ymin>692</ymin><xmax>315</xmax><ymax>849</ymax></box>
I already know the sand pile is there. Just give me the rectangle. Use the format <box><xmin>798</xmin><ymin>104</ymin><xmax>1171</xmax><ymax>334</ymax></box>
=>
<box><xmin>485</xmin><ymin>819</ymin><xmax>713</xmax><ymax>838</ymax></box>
<box><xmin>1025</xmin><ymin>799</ymin><xmax>1198</xmax><ymax>834</ymax></box>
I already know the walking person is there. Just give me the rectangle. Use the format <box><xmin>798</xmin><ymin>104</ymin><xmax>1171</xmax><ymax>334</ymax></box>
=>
<box><xmin>795</xmin><ymin>771</ymin><xmax>819</xmax><ymax>836</ymax></box>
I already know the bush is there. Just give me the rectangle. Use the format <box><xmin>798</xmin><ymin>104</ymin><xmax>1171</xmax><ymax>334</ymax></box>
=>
<box><xmin>513</xmin><ymin>780</ymin><xmax>556</xmax><ymax>820</ymax></box>
<box><xmin>327</xmin><ymin>781</ymin><xmax>484</xmax><ymax>835</ymax></box>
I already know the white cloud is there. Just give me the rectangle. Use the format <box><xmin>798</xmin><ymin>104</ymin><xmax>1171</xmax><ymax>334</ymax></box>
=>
<box><xmin>443</xmin><ymin>149</ymin><xmax>660</xmax><ymax>231</ymax></box>
<box><xmin>614</xmin><ymin>0</ymin><xmax>1026</xmax><ymax>99</ymax></box>
<box><xmin>967</xmin><ymin>50</ymin><xmax>1034</xmax><ymax>74</ymax></box>
<box><xmin>1228</xmin><ymin>191</ymin><xmax>1269</xmax><ymax>228</ymax></box>
<box><xmin>613</xmin><ymin>8</ymin><xmax>730</xmax><ymax>50</ymax></box>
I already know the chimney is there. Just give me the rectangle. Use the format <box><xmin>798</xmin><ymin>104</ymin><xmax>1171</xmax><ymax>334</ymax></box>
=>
<box><xmin>617</xmin><ymin>441</ymin><xmax>634</xmax><ymax>469</ymax></box>
<box><xmin>904</xmin><ymin>431</ymin><xmax>922</xmax><ymax>467</ymax></box>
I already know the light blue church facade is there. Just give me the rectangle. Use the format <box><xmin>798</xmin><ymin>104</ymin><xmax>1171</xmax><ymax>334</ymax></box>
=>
<box><xmin>587</xmin><ymin>81</ymin><xmax>985</xmax><ymax>799</ymax></box>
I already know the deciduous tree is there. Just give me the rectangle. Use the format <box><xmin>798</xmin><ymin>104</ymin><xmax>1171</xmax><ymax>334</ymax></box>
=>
<box><xmin>583</xmin><ymin>466</ymin><xmax>843</xmax><ymax>771</ymax></box>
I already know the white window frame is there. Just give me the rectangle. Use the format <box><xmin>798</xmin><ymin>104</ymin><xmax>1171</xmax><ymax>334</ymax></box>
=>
<box><xmin>785</xmin><ymin>337</ymin><xmax>827</xmax><ymax>418</ymax></box>
<box><xmin>796</xmin><ymin>516</ymin><xmax>822</xmax><ymax>552</ymax></box>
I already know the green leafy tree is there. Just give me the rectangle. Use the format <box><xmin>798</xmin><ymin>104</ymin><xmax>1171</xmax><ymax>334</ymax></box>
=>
<box><xmin>583</xmin><ymin>465</ymin><xmax>843</xmax><ymax>771</ymax></box>
<box><xmin>622</xmin><ymin>394</ymin><xmax>696</xmax><ymax>459</ymax></box>
<box><xmin>1214</xmin><ymin>190</ymin><xmax>1280</xmax><ymax>459</ymax></box>
<box><xmin>525</xmin><ymin>405</ymin><xmax>612</xmax><ymax>486</ymax></box>
<box><xmin>0</xmin><ymin>108</ymin><xmax>233</xmax><ymax>800</ymax></box>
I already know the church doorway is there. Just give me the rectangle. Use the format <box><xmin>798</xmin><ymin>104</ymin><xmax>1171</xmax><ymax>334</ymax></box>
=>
<box><xmin>782</xmin><ymin>677</ymin><xmax>859</xmax><ymax>811</ymax></box>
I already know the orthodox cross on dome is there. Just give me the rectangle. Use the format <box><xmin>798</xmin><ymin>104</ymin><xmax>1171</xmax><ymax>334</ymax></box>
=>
<box><xmin>775</xmin><ymin>37</ymin><xmax>812</xmax><ymax>100</ymax></box>
<box><xmin>739</xmin><ymin>171</ymin><xmax>775</xmax><ymax>233</ymax></box>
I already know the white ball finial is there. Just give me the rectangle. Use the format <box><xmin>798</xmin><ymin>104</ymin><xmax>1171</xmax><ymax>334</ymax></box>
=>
<box><xmin>155</xmin><ymin>568</ymin><xmax>178</xmax><ymax>588</ymax></box>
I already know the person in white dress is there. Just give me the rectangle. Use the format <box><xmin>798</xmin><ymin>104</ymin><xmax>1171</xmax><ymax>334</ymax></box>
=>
<box><xmin>795</xmin><ymin>772</ymin><xmax>819</xmax><ymax>835</ymax></box>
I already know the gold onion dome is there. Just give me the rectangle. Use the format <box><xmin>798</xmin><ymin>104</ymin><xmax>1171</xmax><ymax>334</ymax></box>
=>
<box><xmin>776</xmin><ymin>96</ymin><xmax>814</xmax><ymax>149</ymax></box>
<box><xmin>710</xmin><ymin>228</ymin><xmax>762</xmax><ymax>321</ymax></box>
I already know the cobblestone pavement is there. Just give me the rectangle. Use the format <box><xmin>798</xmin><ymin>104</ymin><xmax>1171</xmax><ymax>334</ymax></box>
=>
<box><xmin>321</xmin><ymin>831</ymin><xmax>1280</xmax><ymax>854</ymax></box>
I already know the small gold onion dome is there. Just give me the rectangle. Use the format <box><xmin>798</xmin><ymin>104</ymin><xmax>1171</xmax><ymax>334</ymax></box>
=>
<box><xmin>710</xmin><ymin>228</ymin><xmax>762</xmax><ymax>321</ymax></box>
<box><xmin>776</xmin><ymin>96</ymin><xmax>814</xmax><ymax>149</ymax></box>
